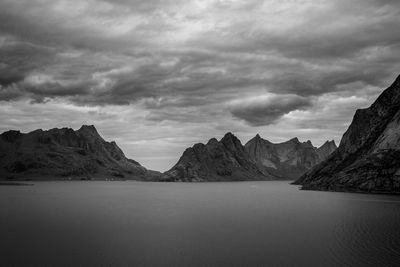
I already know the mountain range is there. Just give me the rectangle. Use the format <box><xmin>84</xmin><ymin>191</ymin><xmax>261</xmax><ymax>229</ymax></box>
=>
<box><xmin>163</xmin><ymin>133</ymin><xmax>336</xmax><ymax>181</ymax></box>
<box><xmin>0</xmin><ymin>125</ymin><xmax>336</xmax><ymax>182</ymax></box>
<box><xmin>245</xmin><ymin>135</ymin><xmax>336</xmax><ymax>180</ymax></box>
<box><xmin>294</xmin><ymin>75</ymin><xmax>400</xmax><ymax>194</ymax></box>
<box><xmin>0</xmin><ymin>125</ymin><xmax>161</xmax><ymax>180</ymax></box>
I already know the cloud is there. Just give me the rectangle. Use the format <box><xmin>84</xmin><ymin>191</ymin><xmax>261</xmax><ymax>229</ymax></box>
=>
<box><xmin>0</xmin><ymin>0</ymin><xmax>399</xmax><ymax>105</ymax></box>
<box><xmin>229</xmin><ymin>94</ymin><xmax>313</xmax><ymax>126</ymax></box>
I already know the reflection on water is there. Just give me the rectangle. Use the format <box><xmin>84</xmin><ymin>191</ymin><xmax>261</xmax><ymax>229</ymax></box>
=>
<box><xmin>1</xmin><ymin>181</ymin><xmax>400</xmax><ymax>267</ymax></box>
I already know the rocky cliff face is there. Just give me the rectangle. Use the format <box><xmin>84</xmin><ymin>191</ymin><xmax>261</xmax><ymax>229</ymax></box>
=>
<box><xmin>163</xmin><ymin>133</ymin><xmax>274</xmax><ymax>181</ymax></box>
<box><xmin>294</xmin><ymin>75</ymin><xmax>400</xmax><ymax>193</ymax></box>
<box><xmin>245</xmin><ymin>135</ymin><xmax>337</xmax><ymax>179</ymax></box>
<box><xmin>0</xmin><ymin>125</ymin><xmax>161</xmax><ymax>180</ymax></box>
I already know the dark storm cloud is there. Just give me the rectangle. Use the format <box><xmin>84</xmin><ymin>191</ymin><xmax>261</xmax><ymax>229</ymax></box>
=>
<box><xmin>229</xmin><ymin>94</ymin><xmax>313</xmax><ymax>126</ymax></box>
<box><xmin>0</xmin><ymin>0</ymin><xmax>399</xmax><ymax>125</ymax></box>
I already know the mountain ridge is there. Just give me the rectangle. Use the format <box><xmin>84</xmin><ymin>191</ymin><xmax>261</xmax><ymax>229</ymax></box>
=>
<box><xmin>0</xmin><ymin>125</ymin><xmax>161</xmax><ymax>181</ymax></box>
<box><xmin>244</xmin><ymin>135</ymin><xmax>337</xmax><ymax>179</ymax></box>
<box><xmin>294</xmin><ymin>74</ymin><xmax>400</xmax><ymax>193</ymax></box>
<box><xmin>163</xmin><ymin>132</ymin><xmax>274</xmax><ymax>181</ymax></box>
<box><xmin>164</xmin><ymin>133</ymin><xmax>336</xmax><ymax>181</ymax></box>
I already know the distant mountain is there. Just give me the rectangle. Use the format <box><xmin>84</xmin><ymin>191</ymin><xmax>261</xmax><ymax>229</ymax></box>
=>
<box><xmin>163</xmin><ymin>132</ymin><xmax>336</xmax><ymax>181</ymax></box>
<box><xmin>0</xmin><ymin>125</ymin><xmax>161</xmax><ymax>180</ymax></box>
<box><xmin>245</xmin><ymin>135</ymin><xmax>337</xmax><ymax>179</ymax></box>
<box><xmin>163</xmin><ymin>133</ymin><xmax>273</xmax><ymax>181</ymax></box>
<box><xmin>316</xmin><ymin>140</ymin><xmax>337</xmax><ymax>161</ymax></box>
<box><xmin>294</xmin><ymin>75</ymin><xmax>400</xmax><ymax>194</ymax></box>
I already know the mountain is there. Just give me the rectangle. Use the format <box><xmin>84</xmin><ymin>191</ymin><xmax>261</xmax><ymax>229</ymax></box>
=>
<box><xmin>316</xmin><ymin>140</ymin><xmax>337</xmax><ymax>160</ymax></box>
<box><xmin>0</xmin><ymin>125</ymin><xmax>161</xmax><ymax>181</ymax></box>
<box><xmin>163</xmin><ymin>132</ymin><xmax>336</xmax><ymax>182</ymax></box>
<box><xmin>294</xmin><ymin>75</ymin><xmax>400</xmax><ymax>194</ymax></box>
<box><xmin>245</xmin><ymin>135</ymin><xmax>337</xmax><ymax>179</ymax></box>
<box><xmin>163</xmin><ymin>132</ymin><xmax>274</xmax><ymax>181</ymax></box>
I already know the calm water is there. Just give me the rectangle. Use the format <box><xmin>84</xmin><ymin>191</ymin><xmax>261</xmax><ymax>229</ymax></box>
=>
<box><xmin>1</xmin><ymin>181</ymin><xmax>400</xmax><ymax>267</ymax></box>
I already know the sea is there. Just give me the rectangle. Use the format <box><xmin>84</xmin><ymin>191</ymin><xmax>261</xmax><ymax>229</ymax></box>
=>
<box><xmin>1</xmin><ymin>181</ymin><xmax>400</xmax><ymax>267</ymax></box>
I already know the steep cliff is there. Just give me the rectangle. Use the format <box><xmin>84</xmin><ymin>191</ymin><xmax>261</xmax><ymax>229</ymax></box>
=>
<box><xmin>0</xmin><ymin>125</ymin><xmax>161</xmax><ymax>180</ymax></box>
<box><xmin>294</xmin><ymin>75</ymin><xmax>400</xmax><ymax>193</ymax></box>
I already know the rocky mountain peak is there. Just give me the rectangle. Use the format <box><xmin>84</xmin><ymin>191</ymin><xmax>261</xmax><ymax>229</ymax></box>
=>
<box><xmin>304</xmin><ymin>140</ymin><xmax>314</xmax><ymax>148</ymax></box>
<box><xmin>78</xmin><ymin>125</ymin><xmax>99</xmax><ymax>134</ymax></box>
<box><xmin>221</xmin><ymin>132</ymin><xmax>243</xmax><ymax>150</ymax></box>
<box><xmin>0</xmin><ymin>125</ymin><xmax>160</xmax><ymax>181</ymax></box>
<box><xmin>207</xmin><ymin>137</ymin><xmax>219</xmax><ymax>146</ymax></box>
<box><xmin>320</xmin><ymin>140</ymin><xmax>337</xmax><ymax>149</ymax></box>
<box><xmin>163</xmin><ymin>133</ymin><xmax>273</xmax><ymax>182</ymax></box>
<box><xmin>244</xmin><ymin>134</ymin><xmax>336</xmax><ymax>179</ymax></box>
<box><xmin>247</xmin><ymin>134</ymin><xmax>267</xmax><ymax>145</ymax></box>
<box><xmin>221</xmin><ymin>132</ymin><xmax>236</xmax><ymax>141</ymax></box>
<box><xmin>294</xmin><ymin>74</ymin><xmax>400</xmax><ymax>193</ymax></box>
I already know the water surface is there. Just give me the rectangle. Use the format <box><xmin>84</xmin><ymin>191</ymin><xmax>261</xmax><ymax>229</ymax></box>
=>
<box><xmin>1</xmin><ymin>181</ymin><xmax>400</xmax><ymax>267</ymax></box>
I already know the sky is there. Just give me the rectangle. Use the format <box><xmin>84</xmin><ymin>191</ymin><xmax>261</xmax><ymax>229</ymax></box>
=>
<box><xmin>0</xmin><ymin>0</ymin><xmax>399</xmax><ymax>171</ymax></box>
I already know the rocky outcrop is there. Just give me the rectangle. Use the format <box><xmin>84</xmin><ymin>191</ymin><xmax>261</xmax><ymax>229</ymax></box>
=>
<box><xmin>0</xmin><ymin>125</ymin><xmax>161</xmax><ymax>180</ymax></box>
<box><xmin>294</xmin><ymin>75</ymin><xmax>400</xmax><ymax>194</ymax></box>
<box><xmin>163</xmin><ymin>133</ymin><xmax>274</xmax><ymax>181</ymax></box>
<box><xmin>245</xmin><ymin>135</ymin><xmax>336</xmax><ymax>179</ymax></box>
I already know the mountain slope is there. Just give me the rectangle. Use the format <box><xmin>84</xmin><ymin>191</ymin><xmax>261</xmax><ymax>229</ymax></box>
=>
<box><xmin>294</xmin><ymin>75</ymin><xmax>400</xmax><ymax>193</ymax></box>
<box><xmin>245</xmin><ymin>135</ymin><xmax>336</xmax><ymax>179</ymax></box>
<box><xmin>163</xmin><ymin>133</ymin><xmax>274</xmax><ymax>181</ymax></box>
<box><xmin>0</xmin><ymin>125</ymin><xmax>161</xmax><ymax>180</ymax></box>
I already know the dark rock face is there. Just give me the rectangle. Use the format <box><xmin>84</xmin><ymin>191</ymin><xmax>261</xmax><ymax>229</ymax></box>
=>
<box><xmin>245</xmin><ymin>135</ymin><xmax>337</xmax><ymax>179</ymax></box>
<box><xmin>163</xmin><ymin>133</ymin><xmax>273</xmax><ymax>181</ymax></box>
<box><xmin>0</xmin><ymin>125</ymin><xmax>161</xmax><ymax>180</ymax></box>
<box><xmin>294</xmin><ymin>75</ymin><xmax>400</xmax><ymax>194</ymax></box>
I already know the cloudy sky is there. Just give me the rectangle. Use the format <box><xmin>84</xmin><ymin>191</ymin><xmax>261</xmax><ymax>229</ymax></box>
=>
<box><xmin>0</xmin><ymin>0</ymin><xmax>399</xmax><ymax>171</ymax></box>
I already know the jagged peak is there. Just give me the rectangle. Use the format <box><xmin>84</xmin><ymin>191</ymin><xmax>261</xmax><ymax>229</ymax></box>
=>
<box><xmin>248</xmin><ymin>133</ymin><xmax>262</xmax><ymax>143</ymax></box>
<box><xmin>329</xmin><ymin>140</ymin><xmax>337</xmax><ymax>148</ymax></box>
<box><xmin>245</xmin><ymin>134</ymin><xmax>273</xmax><ymax>147</ymax></box>
<box><xmin>78</xmin><ymin>125</ymin><xmax>98</xmax><ymax>132</ymax></box>
<box><xmin>318</xmin><ymin>140</ymin><xmax>337</xmax><ymax>149</ymax></box>
<box><xmin>207</xmin><ymin>137</ymin><xmax>219</xmax><ymax>146</ymax></box>
<box><xmin>222</xmin><ymin>132</ymin><xmax>235</xmax><ymax>139</ymax></box>
<box><xmin>221</xmin><ymin>132</ymin><xmax>243</xmax><ymax>149</ymax></box>
<box><xmin>221</xmin><ymin>132</ymin><xmax>236</xmax><ymax>143</ymax></box>
<box><xmin>77</xmin><ymin>125</ymin><xmax>101</xmax><ymax>136</ymax></box>
<box><xmin>289</xmin><ymin>137</ymin><xmax>300</xmax><ymax>143</ymax></box>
